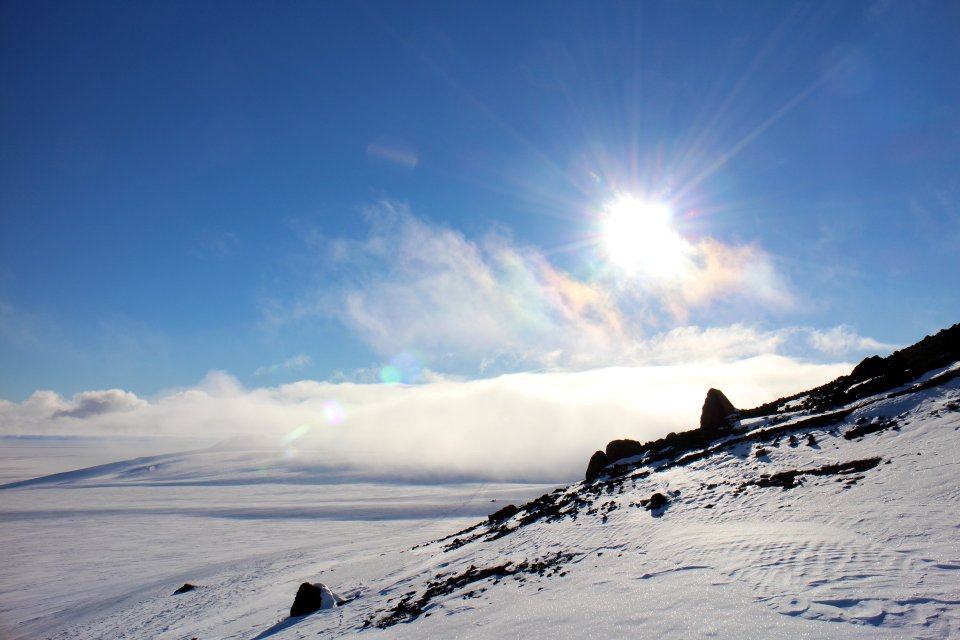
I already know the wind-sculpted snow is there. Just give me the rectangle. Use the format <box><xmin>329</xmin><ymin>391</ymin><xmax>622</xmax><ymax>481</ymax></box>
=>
<box><xmin>2</xmin><ymin>325</ymin><xmax>960</xmax><ymax>639</ymax></box>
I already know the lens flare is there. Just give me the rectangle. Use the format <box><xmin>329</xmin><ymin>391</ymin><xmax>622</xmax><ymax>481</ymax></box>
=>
<box><xmin>280</xmin><ymin>423</ymin><xmax>312</xmax><ymax>460</ymax></box>
<box><xmin>322</xmin><ymin>400</ymin><xmax>345</xmax><ymax>425</ymax></box>
<box><xmin>280</xmin><ymin>423</ymin><xmax>311</xmax><ymax>446</ymax></box>
<box><xmin>380</xmin><ymin>365</ymin><xmax>402</xmax><ymax>384</ymax></box>
<box><xmin>380</xmin><ymin>351</ymin><xmax>425</xmax><ymax>385</ymax></box>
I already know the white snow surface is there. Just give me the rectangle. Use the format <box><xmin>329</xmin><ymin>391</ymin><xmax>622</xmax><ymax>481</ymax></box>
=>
<box><xmin>2</xmin><ymin>378</ymin><xmax>959</xmax><ymax>639</ymax></box>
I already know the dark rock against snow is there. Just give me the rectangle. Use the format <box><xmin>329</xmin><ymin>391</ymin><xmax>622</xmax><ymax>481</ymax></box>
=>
<box><xmin>641</xmin><ymin>492</ymin><xmax>669</xmax><ymax>511</ymax></box>
<box><xmin>700</xmin><ymin>388</ymin><xmax>738</xmax><ymax>433</ymax></box>
<box><xmin>605</xmin><ymin>439</ymin><xmax>647</xmax><ymax>464</ymax></box>
<box><xmin>585</xmin><ymin>450</ymin><xmax>609</xmax><ymax>482</ymax></box>
<box><xmin>172</xmin><ymin>583</ymin><xmax>196</xmax><ymax>595</ymax></box>
<box><xmin>741</xmin><ymin>323</ymin><xmax>960</xmax><ymax>417</ymax></box>
<box><xmin>290</xmin><ymin>582</ymin><xmax>339</xmax><ymax>617</ymax></box>
<box><xmin>488</xmin><ymin>503</ymin><xmax>520</xmax><ymax>523</ymax></box>
<box><xmin>850</xmin><ymin>355</ymin><xmax>888</xmax><ymax>381</ymax></box>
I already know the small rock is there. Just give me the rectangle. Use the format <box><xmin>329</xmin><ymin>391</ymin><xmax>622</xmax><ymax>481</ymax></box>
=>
<box><xmin>173</xmin><ymin>583</ymin><xmax>196</xmax><ymax>595</ymax></box>
<box><xmin>806</xmin><ymin>434</ymin><xmax>817</xmax><ymax>446</ymax></box>
<box><xmin>643</xmin><ymin>492</ymin><xmax>669</xmax><ymax>511</ymax></box>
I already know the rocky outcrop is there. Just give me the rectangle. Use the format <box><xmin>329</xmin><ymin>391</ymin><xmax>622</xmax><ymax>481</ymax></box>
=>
<box><xmin>584</xmin><ymin>388</ymin><xmax>740</xmax><ymax>482</ymax></box>
<box><xmin>582</xmin><ymin>439</ymin><xmax>651</xmax><ymax>482</ymax></box>
<box><xmin>605</xmin><ymin>439</ymin><xmax>647</xmax><ymax>464</ymax></box>
<box><xmin>700</xmin><ymin>388</ymin><xmax>737</xmax><ymax>433</ymax></box>
<box><xmin>741</xmin><ymin>323</ymin><xmax>960</xmax><ymax>418</ymax></box>
<box><xmin>290</xmin><ymin>582</ymin><xmax>339</xmax><ymax>617</ymax></box>
<box><xmin>487</xmin><ymin>503</ymin><xmax>520</xmax><ymax>523</ymax></box>
<box><xmin>585</xmin><ymin>450</ymin><xmax>609</xmax><ymax>482</ymax></box>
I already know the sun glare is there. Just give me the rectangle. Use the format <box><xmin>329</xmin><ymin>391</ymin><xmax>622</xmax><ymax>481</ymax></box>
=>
<box><xmin>601</xmin><ymin>195</ymin><xmax>689</xmax><ymax>279</ymax></box>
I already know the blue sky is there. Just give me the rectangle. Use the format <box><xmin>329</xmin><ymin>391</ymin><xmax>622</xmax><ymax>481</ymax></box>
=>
<box><xmin>1</xmin><ymin>0</ymin><xmax>959</xmax><ymax>402</ymax></box>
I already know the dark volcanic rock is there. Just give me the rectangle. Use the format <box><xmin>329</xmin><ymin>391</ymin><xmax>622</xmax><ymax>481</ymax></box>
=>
<box><xmin>290</xmin><ymin>582</ymin><xmax>338</xmax><ymax>617</ymax></box>
<box><xmin>605</xmin><ymin>439</ymin><xmax>647</xmax><ymax>464</ymax></box>
<box><xmin>642</xmin><ymin>492</ymin><xmax>669</xmax><ymax>511</ymax></box>
<box><xmin>741</xmin><ymin>323</ymin><xmax>960</xmax><ymax>418</ymax></box>
<box><xmin>585</xmin><ymin>450</ymin><xmax>609</xmax><ymax>482</ymax></box>
<box><xmin>488</xmin><ymin>503</ymin><xmax>520</xmax><ymax>523</ymax></box>
<box><xmin>173</xmin><ymin>583</ymin><xmax>195</xmax><ymax>595</ymax></box>
<box><xmin>850</xmin><ymin>355</ymin><xmax>888</xmax><ymax>381</ymax></box>
<box><xmin>370</xmin><ymin>552</ymin><xmax>577</xmax><ymax>628</ymax></box>
<box><xmin>700</xmin><ymin>388</ymin><xmax>737</xmax><ymax>433</ymax></box>
<box><xmin>745</xmin><ymin>457</ymin><xmax>882</xmax><ymax>491</ymax></box>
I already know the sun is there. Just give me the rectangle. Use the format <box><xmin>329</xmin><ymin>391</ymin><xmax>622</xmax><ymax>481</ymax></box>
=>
<box><xmin>601</xmin><ymin>194</ymin><xmax>690</xmax><ymax>279</ymax></box>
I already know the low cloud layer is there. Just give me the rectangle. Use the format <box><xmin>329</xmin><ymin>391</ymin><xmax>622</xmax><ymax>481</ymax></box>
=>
<box><xmin>2</xmin><ymin>354</ymin><xmax>853</xmax><ymax>482</ymax></box>
<box><xmin>24</xmin><ymin>389</ymin><xmax>148</xmax><ymax>420</ymax></box>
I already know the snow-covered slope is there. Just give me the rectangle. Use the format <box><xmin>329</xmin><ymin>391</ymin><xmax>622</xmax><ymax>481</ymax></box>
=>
<box><xmin>3</xmin><ymin>326</ymin><xmax>960</xmax><ymax>639</ymax></box>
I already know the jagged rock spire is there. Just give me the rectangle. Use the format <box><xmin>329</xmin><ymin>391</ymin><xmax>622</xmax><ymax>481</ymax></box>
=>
<box><xmin>700</xmin><ymin>388</ymin><xmax>737</xmax><ymax>433</ymax></box>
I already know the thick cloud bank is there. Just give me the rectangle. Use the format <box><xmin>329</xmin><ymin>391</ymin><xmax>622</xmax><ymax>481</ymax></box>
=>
<box><xmin>1</xmin><ymin>356</ymin><xmax>851</xmax><ymax>482</ymax></box>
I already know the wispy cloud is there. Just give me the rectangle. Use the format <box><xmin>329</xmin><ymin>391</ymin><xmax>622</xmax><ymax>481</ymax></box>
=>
<box><xmin>254</xmin><ymin>354</ymin><xmax>312</xmax><ymax>376</ymax></box>
<box><xmin>190</xmin><ymin>228</ymin><xmax>240</xmax><ymax>261</ymax></box>
<box><xmin>804</xmin><ymin>325</ymin><xmax>892</xmax><ymax>355</ymax></box>
<box><xmin>268</xmin><ymin>202</ymin><xmax>877</xmax><ymax>374</ymax></box>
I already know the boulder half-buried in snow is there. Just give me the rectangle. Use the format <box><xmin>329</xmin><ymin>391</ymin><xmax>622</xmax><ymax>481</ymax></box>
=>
<box><xmin>290</xmin><ymin>582</ymin><xmax>340</xmax><ymax>617</ymax></box>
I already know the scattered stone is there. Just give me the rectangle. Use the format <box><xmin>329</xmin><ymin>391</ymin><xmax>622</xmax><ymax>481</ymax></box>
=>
<box><xmin>744</xmin><ymin>457</ymin><xmax>883</xmax><ymax>491</ymax></box>
<box><xmin>173</xmin><ymin>583</ymin><xmax>196</xmax><ymax>595</ymax></box>
<box><xmin>754</xmin><ymin>448</ymin><xmax>768</xmax><ymax>459</ymax></box>
<box><xmin>844</xmin><ymin>417</ymin><xmax>898</xmax><ymax>440</ymax></box>
<box><xmin>371</xmin><ymin>553</ymin><xmax>577</xmax><ymax>628</ymax></box>
<box><xmin>806</xmin><ymin>433</ymin><xmax>817</xmax><ymax>446</ymax></box>
<box><xmin>788</xmin><ymin>435</ymin><xmax>798</xmax><ymax>447</ymax></box>
<box><xmin>290</xmin><ymin>582</ymin><xmax>339</xmax><ymax>617</ymax></box>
